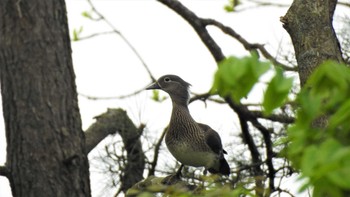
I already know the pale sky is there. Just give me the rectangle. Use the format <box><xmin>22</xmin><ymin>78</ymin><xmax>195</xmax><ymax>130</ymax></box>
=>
<box><xmin>1</xmin><ymin>0</ymin><xmax>347</xmax><ymax>196</ymax></box>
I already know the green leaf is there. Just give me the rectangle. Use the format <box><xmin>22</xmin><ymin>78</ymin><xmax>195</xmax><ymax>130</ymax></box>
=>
<box><xmin>72</xmin><ymin>29</ymin><xmax>79</xmax><ymax>41</ymax></box>
<box><xmin>308</xmin><ymin>61</ymin><xmax>349</xmax><ymax>93</ymax></box>
<box><xmin>72</xmin><ymin>26</ymin><xmax>83</xmax><ymax>41</ymax></box>
<box><xmin>150</xmin><ymin>90</ymin><xmax>166</xmax><ymax>102</ymax></box>
<box><xmin>82</xmin><ymin>11</ymin><xmax>92</xmax><ymax>19</ymax></box>
<box><xmin>301</xmin><ymin>145</ymin><xmax>318</xmax><ymax>176</ymax></box>
<box><xmin>263</xmin><ymin>68</ymin><xmax>293</xmax><ymax>115</ymax></box>
<box><xmin>212</xmin><ymin>55</ymin><xmax>270</xmax><ymax>103</ymax></box>
<box><xmin>329</xmin><ymin>99</ymin><xmax>350</xmax><ymax>130</ymax></box>
<box><xmin>327</xmin><ymin>166</ymin><xmax>350</xmax><ymax>189</ymax></box>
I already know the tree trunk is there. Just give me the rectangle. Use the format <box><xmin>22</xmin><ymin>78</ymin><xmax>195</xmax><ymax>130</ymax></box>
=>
<box><xmin>0</xmin><ymin>0</ymin><xmax>91</xmax><ymax>196</ymax></box>
<box><xmin>281</xmin><ymin>0</ymin><xmax>343</xmax><ymax>87</ymax></box>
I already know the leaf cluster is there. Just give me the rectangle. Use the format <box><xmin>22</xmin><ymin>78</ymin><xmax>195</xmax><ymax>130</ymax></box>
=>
<box><xmin>212</xmin><ymin>53</ymin><xmax>293</xmax><ymax>115</ymax></box>
<box><xmin>287</xmin><ymin>61</ymin><xmax>350</xmax><ymax>196</ymax></box>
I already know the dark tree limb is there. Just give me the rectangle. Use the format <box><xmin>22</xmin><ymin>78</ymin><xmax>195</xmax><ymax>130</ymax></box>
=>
<box><xmin>238</xmin><ymin>116</ymin><xmax>264</xmax><ymax>196</ymax></box>
<box><xmin>0</xmin><ymin>165</ymin><xmax>9</xmax><ymax>177</ymax></box>
<box><xmin>250</xmin><ymin>110</ymin><xmax>295</xmax><ymax>124</ymax></box>
<box><xmin>189</xmin><ymin>93</ymin><xmax>295</xmax><ymax>124</ymax></box>
<box><xmin>201</xmin><ymin>18</ymin><xmax>296</xmax><ymax>71</ymax></box>
<box><xmin>157</xmin><ymin>0</ymin><xmax>225</xmax><ymax>62</ymax></box>
<box><xmin>249</xmin><ymin>119</ymin><xmax>276</xmax><ymax>193</ymax></box>
<box><xmin>85</xmin><ymin>108</ymin><xmax>145</xmax><ymax>193</ymax></box>
<box><xmin>228</xmin><ymin>100</ymin><xmax>264</xmax><ymax>197</ymax></box>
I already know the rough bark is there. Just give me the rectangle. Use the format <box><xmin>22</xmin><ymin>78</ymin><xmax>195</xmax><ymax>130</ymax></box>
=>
<box><xmin>0</xmin><ymin>0</ymin><xmax>91</xmax><ymax>196</ymax></box>
<box><xmin>85</xmin><ymin>108</ymin><xmax>145</xmax><ymax>193</ymax></box>
<box><xmin>281</xmin><ymin>0</ymin><xmax>343</xmax><ymax>86</ymax></box>
<box><xmin>281</xmin><ymin>0</ymin><xmax>343</xmax><ymax>130</ymax></box>
<box><xmin>282</xmin><ymin>1</ymin><xmax>350</xmax><ymax>196</ymax></box>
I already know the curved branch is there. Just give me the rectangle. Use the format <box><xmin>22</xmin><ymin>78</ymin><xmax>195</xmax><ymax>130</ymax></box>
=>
<box><xmin>0</xmin><ymin>165</ymin><xmax>9</xmax><ymax>177</ymax></box>
<box><xmin>157</xmin><ymin>0</ymin><xmax>225</xmax><ymax>62</ymax></box>
<box><xmin>84</xmin><ymin>108</ymin><xmax>145</xmax><ymax>193</ymax></box>
<box><xmin>201</xmin><ymin>18</ymin><xmax>296</xmax><ymax>71</ymax></box>
<box><xmin>78</xmin><ymin>85</ymin><xmax>147</xmax><ymax>101</ymax></box>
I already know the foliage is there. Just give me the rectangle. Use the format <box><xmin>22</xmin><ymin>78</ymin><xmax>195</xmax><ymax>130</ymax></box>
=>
<box><xmin>263</xmin><ymin>67</ymin><xmax>293</xmax><ymax>115</ymax></box>
<box><xmin>211</xmin><ymin>52</ymin><xmax>271</xmax><ymax>103</ymax></box>
<box><xmin>72</xmin><ymin>26</ymin><xmax>83</xmax><ymax>41</ymax></box>
<box><xmin>224</xmin><ymin>0</ymin><xmax>240</xmax><ymax>12</ymax></box>
<box><xmin>287</xmin><ymin>61</ymin><xmax>350</xmax><ymax>196</ymax></box>
<box><xmin>212</xmin><ymin>56</ymin><xmax>350</xmax><ymax>196</ymax></box>
<box><xmin>150</xmin><ymin>90</ymin><xmax>167</xmax><ymax>102</ymax></box>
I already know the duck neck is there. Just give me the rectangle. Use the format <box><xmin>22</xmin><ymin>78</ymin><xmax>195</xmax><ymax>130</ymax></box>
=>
<box><xmin>170</xmin><ymin>101</ymin><xmax>195</xmax><ymax>128</ymax></box>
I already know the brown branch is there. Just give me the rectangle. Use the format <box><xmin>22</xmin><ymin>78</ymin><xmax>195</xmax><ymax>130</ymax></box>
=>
<box><xmin>157</xmin><ymin>0</ymin><xmax>225</xmax><ymax>62</ymax></box>
<box><xmin>148</xmin><ymin>128</ymin><xmax>167</xmax><ymax>176</ymax></box>
<box><xmin>75</xmin><ymin>31</ymin><xmax>115</xmax><ymax>41</ymax></box>
<box><xmin>338</xmin><ymin>1</ymin><xmax>350</xmax><ymax>7</ymax></box>
<box><xmin>250</xmin><ymin>110</ymin><xmax>295</xmax><ymax>124</ymax></box>
<box><xmin>158</xmin><ymin>0</ymin><xmax>295</xmax><ymax>72</ymax></box>
<box><xmin>190</xmin><ymin>93</ymin><xmax>295</xmax><ymax>124</ymax></box>
<box><xmin>78</xmin><ymin>85</ymin><xmax>147</xmax><ymax>101</ymax></box>
<box><xmin>0</xmin><ymin>165</ymin><xmax>9</xmax><ymax>177</ymax></box>
<box><xmin>84</xmin><ymin>108</ymin><xmax>145</xmax><ymax>193</ymax></box>
<box><xmin>250</xmin><ymin>118</ymin><xmax>276</xmax><ymax>193</ymax></box>
<box><xmin>201</xmin><ymin>18</ymin><xmax>296</xmax><ymax>71</ymax></box>
<box><xmin>227</xmin><ymin>99</ymin><xmax>264</xmax><ymax>196</ymax></box>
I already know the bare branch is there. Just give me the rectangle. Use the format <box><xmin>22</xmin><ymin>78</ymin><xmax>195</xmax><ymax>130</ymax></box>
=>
<box><xmin>338</xmin><ymin>1</ymin><xmax>350</xmax><ymax>8</ymax></box>
<box><xmin>157</xmin><ymin>0</ymin><xmax>225</xmax><ymax>62</ymax></box>
<box><xmin>228</xmin><ymin>100</ymin><xmax>264</xmax><ymax>196</ymax></box>
<box><xmin>190</xmin><ymin>93</ymin><xmax>295</xmax><ymax>124</ymax></box>
<box><xmin>148</xmin><ymin>128</ymin><xmax>167</xmax><ymax>176</ymax></box>
<box><xmin>250</xmin><ymin>110</ymin><xmax>295</xmax><ymax>124</ymax></box>
<box><xmin>85</xmin><ymin>108</ymin><xmax>145</xmax><ymax>193</ymax></box>
<box><xmin>0</xmin><ymin>165</ymin><xmax>9</xmax><ymax>177</ymax></box>
<box><xmin>250</xmin><ymin>118</ymin><xmax>276</xmax><ymax>192</ymax></box>
<box><xmin>201</xmin><ymin>18</ymin><xmax>296</xmax><ymax>71</ymax></box>
<box><xmin>75</xmin><ymin>31</ymin><xmax>115</xmax><ymax>41</ymax></box>
<box><xmin>78</xmin><ymin>85</ymin><xmax>147</xmax><ymax>101</ymax></box>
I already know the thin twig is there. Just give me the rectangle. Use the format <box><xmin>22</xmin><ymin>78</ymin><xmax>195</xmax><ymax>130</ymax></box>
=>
<box><xmin>76</xmin><ymin>31</ymin><xmax>115</xmax><ymax>41</ymax></box>
<box><xmin>148</xmin><ymin>128</ymin><xmax>167</xmax><ymax>176</ymax></box>
<box><xmin>78</xmin><ymin>85</ymin><xmax>148</xmax><ymax>100</ymax></box>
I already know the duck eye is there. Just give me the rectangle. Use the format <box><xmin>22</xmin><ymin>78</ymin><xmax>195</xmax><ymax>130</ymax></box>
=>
<box><xmin>164</xmin><ymin>77</ymin><xmax>171</xmax><ymax>82</ymax></box>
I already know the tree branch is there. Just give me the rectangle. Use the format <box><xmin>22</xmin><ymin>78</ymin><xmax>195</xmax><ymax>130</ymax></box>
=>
<box><xmin>250</xmin><ymin>110</ymin><xmax>295</xmax><ymax>124</ymax></box>
<box><xmin>157</xmin><ymin>0</ymin><xmax>225</xmax><ymax>62</ymax></box>
<box><xmin>201</xmin><ymin>18</ymin><xmax>296</xmax><ymax>71</ymax></box>
<box><xmin>227</xmin><ymin>100</ymin><xmax>264</xmax><ymax>196</ymax></box>
<box><xmin>250</xmin><ymin>118</ymin><xmax>276</xmax><ymax>193</ymax></box>
<box><xmin>84</xmin><ymin>108</ymin><xmax>145</xmax><ymax>193</ymax></box>
<box><xmin>0</xmin><ymin>165</ymin><xmax>9</xmax><ymax>177</ymax></box>
<box><xmin>78</xmin><ymin>85</ymin><xmax>148</xmax><ymax>101</ymax></box>
<box><xmin>148</xmin><ymin>128</ymin><xmax>167</xmax><ymax>176</ymax></box>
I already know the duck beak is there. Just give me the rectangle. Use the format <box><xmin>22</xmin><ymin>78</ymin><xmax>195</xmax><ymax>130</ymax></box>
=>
<box><xmin>146</xmin><ymin>82</ymin><xmax>161</xmax><ymax>90</ymax></box>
